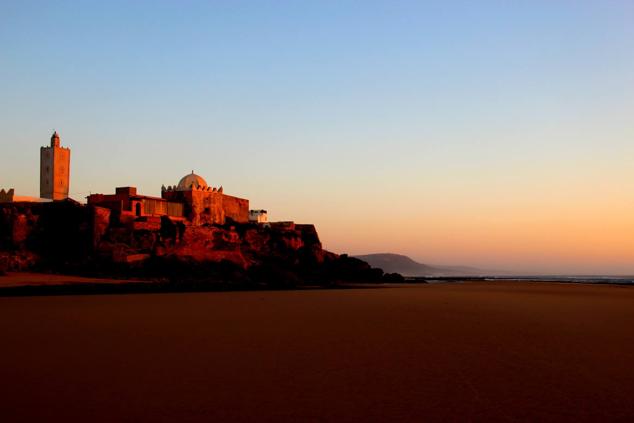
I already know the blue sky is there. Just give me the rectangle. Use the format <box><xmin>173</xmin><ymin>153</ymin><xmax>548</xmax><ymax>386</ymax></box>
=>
<box><xmin>1</xmin><ymin>1</ymin><xmax>633</xmax><ymax>273</ymax></box>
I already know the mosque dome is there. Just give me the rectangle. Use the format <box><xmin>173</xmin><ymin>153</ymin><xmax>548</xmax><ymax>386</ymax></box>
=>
<box><xmin>177</xmin><ymin>171</ymin><xmax>208</xmax><ymax>191</ymax></box>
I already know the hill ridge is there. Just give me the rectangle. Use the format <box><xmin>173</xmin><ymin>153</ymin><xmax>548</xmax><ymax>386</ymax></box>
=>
<box><xmin>354</xmin><ymin>253</ymin><xmax>488</xmax><ymax>276</ymax></box>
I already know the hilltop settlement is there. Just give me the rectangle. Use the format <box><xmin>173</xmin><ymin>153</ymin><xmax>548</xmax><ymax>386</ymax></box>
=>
<box><xmin>0</xmin><ymin>132</ymin><xmax>402</xmax><ymax>289</ymax></box>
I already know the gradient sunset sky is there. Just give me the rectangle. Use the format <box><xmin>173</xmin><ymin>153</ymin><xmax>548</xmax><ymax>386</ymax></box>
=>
<box><xmin>2</xmin><ymin>1</ymin><xmax>633</xmax><ymax>274</ymax></box>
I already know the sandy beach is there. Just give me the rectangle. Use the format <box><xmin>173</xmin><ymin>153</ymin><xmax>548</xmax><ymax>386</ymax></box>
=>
<box><xmin>1</xmin><ymin>282</ymin><xmax>633</xmax><ymax>422</ymax></box>
<box><xmin>0</xmin><ymin>272</ymin><xmax>145</xmax><ymax>288</ymax></box>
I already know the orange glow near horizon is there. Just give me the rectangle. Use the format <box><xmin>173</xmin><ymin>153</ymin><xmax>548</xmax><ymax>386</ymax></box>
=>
<box><xmin>305</xmin><ymin>171</ymin><xmax>634</xmax><ymax>274</ymax></box>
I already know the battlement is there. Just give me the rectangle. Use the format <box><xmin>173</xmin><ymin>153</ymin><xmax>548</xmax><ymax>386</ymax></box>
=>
<box><xmin>0</xmin><ymin>189</ymin><xmax>51</xmax><ymax>203</ymax></box>
<box><xmin>162</xmin><ymin>184</ymin><xmax>223</xmax><ymax>193</ymax></box>
<box><xmin>0</xmin><ymin>188</ymin><xmax>15</xmax><ymax>203</ymax></box>
<box><xmin>41</xmin><ymin>145</ymin><xmax>71</xmax><ymax>151</ymax></box>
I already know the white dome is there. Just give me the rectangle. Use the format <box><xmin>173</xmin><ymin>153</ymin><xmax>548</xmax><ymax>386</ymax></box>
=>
<box><xmin>177</xmin><ymin>172</ymin><xmax>208</xmax><ymax>191</ymax></box>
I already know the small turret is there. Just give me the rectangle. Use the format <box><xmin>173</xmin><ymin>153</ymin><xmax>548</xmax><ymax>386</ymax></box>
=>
<box><xmin>50</xmin><ymin>131</ymin><xmax>60</xmax><ymax>148</ymax></box>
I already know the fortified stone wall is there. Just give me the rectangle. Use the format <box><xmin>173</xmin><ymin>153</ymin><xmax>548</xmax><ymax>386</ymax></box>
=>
<box><xmin>191</xmin><ymin>190</ymin><xmax>225</xmax><ymax>225</ymax></box>
<box><xmin>223</xmin><ymin>195</ymin><xmax>249</xmax><ymax>224</ymax></box>
<box><xmin>163</xmin><ymin>189</ymin><xmax>248</xmax><ymax>225</ymax></box>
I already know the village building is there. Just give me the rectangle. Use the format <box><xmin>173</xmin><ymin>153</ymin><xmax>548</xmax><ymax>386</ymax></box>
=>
<box><xmin>88</xmin><ymin>172</ymin><xmax>250</xmax><ymax>225</ymax></box>
<box><xmin>249</xmin><ymin>209</ymin><xmax>268</xmax><ymax>224</ymax></box>
<box><xmin>2</xmin><ymin>132</ymin><xmax>268</xmax><ymax>228</ymax></box>
<box><xmin>86</xmin><ymin>187</ymin><xmax>185</xmax><ymax>221</ymax></box>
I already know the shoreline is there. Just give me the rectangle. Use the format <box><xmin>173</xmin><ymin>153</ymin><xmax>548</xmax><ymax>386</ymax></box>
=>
<box><xmin>0</xmin><ymin>272</ymin><xmax>385</xmax><ymax>297</ymax></box>
<box><xmin>1</xmin><ymin>271</ymin><xmax>633</xmax><ymax>297</ymax></box>
<box><xmin>409</xmin><ymin>275</ymin><xmax>634</xmax><ymax>286</ymax></box>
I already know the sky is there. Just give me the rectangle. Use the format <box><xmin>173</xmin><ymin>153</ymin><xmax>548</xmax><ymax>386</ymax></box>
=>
<box><xmin>1</xmin><ymin>1</ymin><xmax>633</xmax><ymax>274</ymax></box>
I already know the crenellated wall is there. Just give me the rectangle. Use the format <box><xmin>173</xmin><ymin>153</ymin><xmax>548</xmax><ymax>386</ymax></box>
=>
<box><xmin>162</xmin><ymin>186</ymin><xmax>249</xmax><ymax>225</ymax></box>
<box><xmin>223</xmin><ymin>195</ymin><xmax>249</xmax><ymax>224</ymax></box>
<box><xmin>0</xmin><ymin>189</ymin><xmax>15</xmax><ymax>203</ymax></box>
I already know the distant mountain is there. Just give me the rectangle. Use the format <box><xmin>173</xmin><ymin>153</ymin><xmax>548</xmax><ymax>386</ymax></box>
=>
<box><xmin>354</xmin><ymin>254</ymin><xmax>437</xmax><ymax>276</ymax></box>
<box><xmin>354</xmin><ymin>253</ymin><xmax>493</xmax><ymax>277</ymax></box>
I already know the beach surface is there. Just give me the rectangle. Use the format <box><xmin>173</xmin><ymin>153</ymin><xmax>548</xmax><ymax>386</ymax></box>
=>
<box><xmin>1</xmin><ymin>282</ymin><xmax>633</xmax><ymax>422</ymax></box>
<box><xmin>0</xmin><ymin>272</ymin><xmax>143</xmax><ymax>288</ymax></box>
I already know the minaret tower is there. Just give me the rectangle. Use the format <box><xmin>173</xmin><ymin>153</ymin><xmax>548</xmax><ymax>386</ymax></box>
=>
<box><xmin>40</xmin><ymin>131</ymin><xmax>71</xmax><ymax>200</ymax></box>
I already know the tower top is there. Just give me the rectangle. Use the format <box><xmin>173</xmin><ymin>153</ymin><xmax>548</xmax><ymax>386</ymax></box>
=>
<box><xmin>50</xmin><ymin>131</ymin><xmax>60</xmax><ymax>147</ymax></box>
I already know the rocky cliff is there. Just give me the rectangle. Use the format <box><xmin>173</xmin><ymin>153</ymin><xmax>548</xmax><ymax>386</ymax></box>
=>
<box><xmin>0</xmin><ymin>200</ymin><xmax>401</xmax><ymax>287</ymax></box>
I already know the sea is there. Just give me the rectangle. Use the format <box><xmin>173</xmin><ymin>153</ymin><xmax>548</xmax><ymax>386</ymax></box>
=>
<box><xmin>408</xmin><ymin>275</ymin><xmax>634</xmax><ymax>285</ymax></box>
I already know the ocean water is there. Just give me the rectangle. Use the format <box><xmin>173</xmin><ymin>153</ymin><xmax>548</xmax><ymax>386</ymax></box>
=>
<box><xmin>409</xmin><ymin>275</ymin><xmax>634</xmax><ymax>285</ymax></box>
<box><xmin>497</xmin><ymin>275</ymin><xmax>634</xmax><ymax>285</ymax></box>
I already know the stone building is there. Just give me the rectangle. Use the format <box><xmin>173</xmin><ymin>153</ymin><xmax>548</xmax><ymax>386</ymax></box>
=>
<box><xmin>87</xmin><ymin>172</ymin><xmax>249</xmax><ymax>225</ymax></box>
<box><xmin>249</xmin><ymin>209</ymin><xmax>268</xmax><ymax>224</ymax></box>
<box><xmin>162</xmin><ymin>172</ymin><xmax>249</xmax><ymax>225</ymax></box>
<box><xmin>86</xmin><ymin>187</ymin><xmax>185</xmax><ymax>221</ymax></box>
<box><xmin>40</xmin><ymin>131</ymin><xmax>71</xmax><ymax>200</ymax></box>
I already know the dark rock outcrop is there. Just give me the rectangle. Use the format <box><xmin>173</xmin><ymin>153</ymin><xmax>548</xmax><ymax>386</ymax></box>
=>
<box><xmin>0</xmin><ymin>201</ymin><xmax>399</xmax><ymax>288</ymax></box>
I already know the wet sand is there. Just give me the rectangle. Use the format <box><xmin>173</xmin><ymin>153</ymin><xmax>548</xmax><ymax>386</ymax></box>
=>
<box><xmin>0</xmin><ymin>282</ymin><xmax>633</xmax><ymax>422</ymax></box>
<box><xmin>0</xmin><ymin>272</ymin><xmax>143</xmax><ymax>288</ymax></box>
